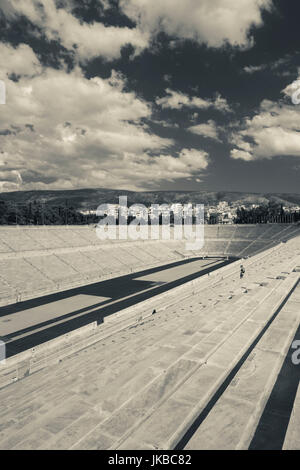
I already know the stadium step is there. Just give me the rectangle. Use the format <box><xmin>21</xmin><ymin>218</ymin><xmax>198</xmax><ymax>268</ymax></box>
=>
<box><xmin>114</xmin><ymin>274</ymin><xmax>298</xmax><ymax>450</ymax></box>
<box><xmin>283</xmin><ymin>382</ymin><xmax>300</xmax><ymax>450</ymax></box>
<box><xmin>184</xmin><ymin>281</ymin><xmax>300</xmax><ymax>450</ymax></box>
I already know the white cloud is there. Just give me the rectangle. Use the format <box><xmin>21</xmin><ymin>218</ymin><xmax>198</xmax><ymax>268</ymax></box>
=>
<box><xmin>112</xmin><ymin>148</ymin><xmax>209</xmax><ymax>187</ymax></box>
<box><xmin>230</xmin><ymin>80</ymin><xmax>300</xmax><ymax>161</ymax></box>
<box><xmin>120</xmin><ymin>0</ymin><xmax>272</xmax><ymax>48</ymax></box>
<box><xmin>156</xmin><ymin>89</ymin><xmax>231</xmax><ymax>112</ymax></box>
<box><xmin>152</xmin><ymin>119</ymin><xmax>179</xmax><ymax>128</ymax></box>
<box><xmin>0</xmin><ymin>0</ymin><xmax>272</xmax><ymax>65</ymax></box>
<box><xmin>0</xmin><ymin>43</ymin><xmax>42</xmax><ymax>77</ymax></box>
<box><xmin>177</xmin><ymin>148</ymin><xmax>209</xmax><ymax>170</ymax></box>
<box><xmin>0</xmin><ymin>0</ymin><xmax>149</xmax><ymax>61</ymax></box>
<box><xmin>188</xmin><ymin>120</ymin><xmax>221</xmax><ymax>141</ymax></box>
<box><xmin>213</xmin><ymin>93</ymin><xmax>232</xmax><ymax>113</ymax></box>
<box><xmin>230</xmin><ymin>149</ymin><xmax>255</xmax><ymax>161</ymax></box>
<box><xmin>243</xmin><ymin>57</ymin><xmax>294</xmax><ymax>76</ymax></box>
<box><xmin>0</xmin><ymin>43</ymin><xmax>210</xmax><ymax>190</ymax></box>
<box><xmin>282</xmin><ymin>76</ymin><xmax>300</xmax><ymax>104</ymax></box>
<box><xmin>243</xmin><ymin>64</ymin><xmax>266</xmax><ymax>74</ymax></box>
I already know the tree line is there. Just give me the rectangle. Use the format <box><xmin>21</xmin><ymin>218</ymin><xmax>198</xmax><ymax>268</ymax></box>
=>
<box><xmin>234</xmin><ymin>203</ymin><xmax>300</xmax><ymax>224</ymax></box>
<box><xmin>0</xmin><ymin>200</ymin><xmax>99</xmax><ymax>225</ymax></box>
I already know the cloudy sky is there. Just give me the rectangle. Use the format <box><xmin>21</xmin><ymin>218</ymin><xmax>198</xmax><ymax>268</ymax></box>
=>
<box><xmin>0</xmin><ymin>0</ymin><xmax>300</xmax><ymax>193</ymax></box>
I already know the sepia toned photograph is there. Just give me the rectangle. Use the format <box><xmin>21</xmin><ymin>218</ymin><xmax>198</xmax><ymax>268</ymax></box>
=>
<box><xmin>0</xmin><ymin>0</ymin><xmax>299</xmax><ymax>456</ymax></box>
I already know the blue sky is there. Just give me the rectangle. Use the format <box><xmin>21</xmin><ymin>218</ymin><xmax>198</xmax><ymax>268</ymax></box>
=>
<box><xmin>0</xmin><ymin>0</ymin><xmax>300</xmax><ymax>193</ymax></box>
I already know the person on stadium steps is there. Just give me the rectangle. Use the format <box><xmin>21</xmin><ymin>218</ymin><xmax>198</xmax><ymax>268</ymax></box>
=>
<box><xmin>240</xmin><ymin>265</ymin><xmax>245</xmax><ymax>279</ymax></box>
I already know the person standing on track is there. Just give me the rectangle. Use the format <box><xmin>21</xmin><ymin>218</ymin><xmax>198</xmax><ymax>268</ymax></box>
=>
<box><xmin>240</xmin><ymin>264</ymin><xmax>245</xmax><ymax>279</ymax></box>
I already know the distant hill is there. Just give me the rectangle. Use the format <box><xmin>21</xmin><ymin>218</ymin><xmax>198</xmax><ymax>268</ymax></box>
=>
<box><xmin>0</xmin><ymin>188</ymin><xmax>300</xmax><ymax>209</ymax></box>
